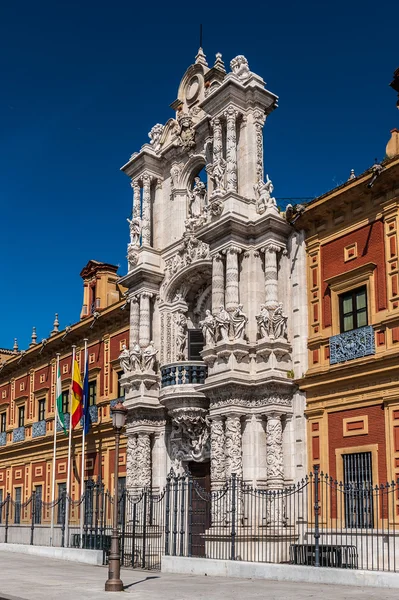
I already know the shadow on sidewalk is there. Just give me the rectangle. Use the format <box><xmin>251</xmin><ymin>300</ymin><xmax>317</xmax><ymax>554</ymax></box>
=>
<box><xmin>123</xmin><ymin>576</ymin><xmax>160</xmax><ymax>590</ymax></box>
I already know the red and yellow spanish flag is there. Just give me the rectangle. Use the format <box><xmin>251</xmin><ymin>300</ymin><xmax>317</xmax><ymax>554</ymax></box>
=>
<box><xmin>71</xmin><ymin>358</ymin><xmax>83</xmax><ymax>429</ymax></box>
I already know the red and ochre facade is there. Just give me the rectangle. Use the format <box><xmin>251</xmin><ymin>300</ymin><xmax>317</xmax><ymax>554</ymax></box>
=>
<box><xmin>299</xmin><ymin>156</ymin><xmax>399</xmax><ymax>522</ymax></box>
<box><xmin>0</xmin><ymin>261</ymin><xmax>129</xmax><ymax>514</ymax></box>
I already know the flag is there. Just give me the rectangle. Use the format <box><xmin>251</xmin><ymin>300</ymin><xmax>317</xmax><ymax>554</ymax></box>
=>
<box><xmin>82</xmin><ymin>354</ymin><xmax>91</xmax><ymax>435</ymax></box>
<box><xmin>56</xmin><ymin>363</ymin><xmax>67</xmax><ymax>435</ymax></box>
<box><xmin>71</xmin><ymin>359</ymin><xmax>83</xmax><ymax>429</ymax></box>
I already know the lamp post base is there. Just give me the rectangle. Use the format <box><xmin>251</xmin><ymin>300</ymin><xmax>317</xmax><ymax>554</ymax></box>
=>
<box><xmin>105</xmin><ymin>578</ymin><xmax>124</xmax><ymax>592</ymax></box>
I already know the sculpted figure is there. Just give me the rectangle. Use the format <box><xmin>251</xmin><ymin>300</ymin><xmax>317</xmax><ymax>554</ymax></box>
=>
<box><xmin>254</xmin><ymin>174</ymin><xmax>278</xmax><ymax>214</ymax></box>
<box><xmin>189</xmin><ymin>177</ymin><xmax>207</xmax><ymax>218</ymax></box>
<box><xmin>175</xmin><ymin>312</ymin><xmax>188</xmax><ymax>360</ymax></box>
<box><xmin>148</xmin><ymin>123</ymin><xmax>164</xmax><ymax>149</ymax></box>
<box><xmin>119</xmin><ymin>344</ymin><xmax>131</xmax><ymax>374</ymax></box>
<box><xmin>231</xmin><ymin>304</ymin><xmax>248</xmax><ymax>340</ymax></box>
<box><xmin>142</xmin><ymin>341</ymin><xmax>158</xmax><ymax>371</ymax></box>
<box><xmin>256</xmin><ymin>304</ymin><xmax>271</xmax><ymax>339</ymax></box>
<box><xmin>271</xmin><ymin>303</ymin><xmax>288</xmax><ymax>340</ymax></box>
<box><xmin>200</xmin><ymin>309</ymin><xmax>216</xmax><ymax>347</ymax></box>
<box><xmin>127</xmin><ymin>217</ymin><xmax>141</xmax><ymax>247</ymax></box>
<box><xmin>177</xmin><ymin>112</ymin><xmax>195</xmax><ymax>150</ymax></box>
<box><xmin>207</xmin><ymin>157</ymin><xmax>226</xmax><ymax>196</ymax></box>
<box><xmin>230</xmin><ymin>55</ymin><xmax>251</xmax><ymax>81</ymax></box>
<box><xmin>130</xmin><ymin>343</ymin><xmax>142</xmax><ymax>370</ymax></box>
<box><xmin>215</xmin><ymin>305</ymin><xmax>231</xmax><ymax>341</ymax></box>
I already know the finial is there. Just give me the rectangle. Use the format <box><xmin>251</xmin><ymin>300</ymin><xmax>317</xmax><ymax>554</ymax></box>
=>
<box><xmin>51</xmin><ymin>313</ymin><xmax>60</xmax><ymax>336</ymax></box>
<box><xmin>13</xmin><ymin>338</ymin><xmax>19</xmax><ymax>354</ymax></box>
<box><xmin>348</xmin><ymin>168</ymin><xmax>356</xmax><ymax>180</ymax></box>
<box><xmin>30</xmin><ymin>327</ymin><xmax>37</xmax><ymax>348</ymax></box>
<box><xmin>213</xmin><ymin>53</ymin><xmax>226</xmax><ymax>73</ymax></box>
<box><xmin>195</xmin><ymin>47</ymin><xmax>208</xmax><ymax>67</ymax></box>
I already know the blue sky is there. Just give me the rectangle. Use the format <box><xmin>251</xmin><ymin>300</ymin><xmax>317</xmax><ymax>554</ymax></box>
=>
<box><xmin>1</xmin><ymin>2</ymin><xmax>398</xmax><ymax>350</ymax></box>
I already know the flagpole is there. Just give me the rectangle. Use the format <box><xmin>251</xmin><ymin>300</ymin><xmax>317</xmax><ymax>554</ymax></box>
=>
<box><xmin>79</xmin><ymin>339</ymin><xmax>88</xmax><ymax>548</ymax></box>
<box><xmin>65</xmin><ymin>345</ymin><xmax>75</xmax><ymax>549</ymax></box>
<box><xmin>50</xmin><ymin>353</ymin><xmax>60</xmax><ymax>546</ymax></box>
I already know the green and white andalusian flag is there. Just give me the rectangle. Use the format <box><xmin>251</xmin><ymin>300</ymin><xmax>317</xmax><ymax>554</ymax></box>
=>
<box><xmin>56</xmin><ymin>364</ymin><xmax>67</xmax><ymax>435</ymax></box>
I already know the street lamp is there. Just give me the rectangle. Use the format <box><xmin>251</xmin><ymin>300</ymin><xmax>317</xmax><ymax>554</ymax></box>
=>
<box><xmin>105</xmin><ymin>400</ymin><xmax>127</xmax><ymax>592</ymax></box>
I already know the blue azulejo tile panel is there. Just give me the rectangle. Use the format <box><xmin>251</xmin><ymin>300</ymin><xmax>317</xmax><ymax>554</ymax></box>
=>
<box><xmin>330</xmin><ymin>325</ymin><xmax>375</xmax><ymax>365</ymax></box>
<box><xmin>32</xmin><ymin>420</ymin><xmax>46</xmax><ymax>438</ymax></box>
<box><xmin>0</xmin><ymin>432</ymin><xmax>6</xmax><ymax>446</ymax></box>
<box><xmin>13</xmin><ymin>426</ymin><xmax>25</xmax><ymax>443</ymax></box>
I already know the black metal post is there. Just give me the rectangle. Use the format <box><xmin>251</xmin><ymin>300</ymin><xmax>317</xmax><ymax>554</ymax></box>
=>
<box><xmin>231</xmin><ymin>473</ymin><xmax>236</xmax><ymax>561</ymax></box>
<box><xmin>172</xmin><ymin>475</ymin><xmax>178</xmax><ymax>556</ymax></box>
<box><xmin>314</xmin><ymin>466</ymin><xmax>320</xmax><ymax>567</ymax></box>
<box><xmin>142</xmin><ymin>490</ymin><xmax>147</xmax><ymax>569</ymax></box>
<box><xmin>165</xmin><ymin>474</ymin><xmax>171</xmax><ymax>556</ymax></box>
<box><xmin>5</xmin><ymin>493</ymin><xmax>10</xmax><ymax>544</ymax></box>
<box><xmin>179</xmin><ymin>474</ymin><xmax>186</xmax><ymax>557</ymax></box>
<box><xmin>30</xmin><ymin>493</ymin><xmax>35</xmax><ymax>545</ymax></box>
<box><xmin>187</xmin><ymin>475</ymin><xmax>193</xmax><ymax>558</ymax></box>
<box><xmin>105</xmin><ymin>427</ymin><xmax>124</xmax><ymax>591</ymax></box>
<box><xmin>131</xmin><ymin>502</ymin><xmax>137</xmax><ymax>568</ymax></box>
<box><xmin>120</xmin><ymin>491</ymin><xmax>126</xmax><ymax>566</ymax></box>
<box><xmin>61</xmin><ymin>490</ymin><xmax>66</xmax><ymax>548</ymax></box>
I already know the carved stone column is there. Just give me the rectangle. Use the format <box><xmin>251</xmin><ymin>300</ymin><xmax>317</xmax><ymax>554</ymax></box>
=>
<box><xmin>126</xmin><ymin>433</ymin><xmax>137</xmax><ymax>491</ymax></box>
<box><xmin>136</xmin><ymin>432</ymin><xmax>152</xmax><ymax>488</ymax></box>
<box><xmin>132</xmin><ymin>179</ymin><xmax>141</xmax><ymax>220</ymax></box>
<box><xmin>225</xmin><ymin>414</ymin><xmax>243</xmax><ymax>478</ymax></box>
<box><xmin>224</xmin><ymin>106</ymin><xmax>238</xmax><ymax>192</ymax></box>
<box><xmin>253</xmin><ymin>109</ymin><xmax>266</xmax><ymax>184</ymax></box>
<box><xmin>266</xmin><ymin>413</ymin><xmax>284</xmax><ymax>488</ymax></box>
<box><xmin>141</xmin><ymin>173</ymin><xmax>152</xmax><ymax>246</ymax></box>
<box><xmin>224</xmin><ymin>246</ymin><xmax>241</xmax><ymax>311</ymax></box>
<box><xmin>129</xmin><ymin>296</ymin><xmax>140</xmax><ymax>348</ymax></box>
<box><xmin>210</xmin><ymin>416</ymin><xmax>226</xmax><ymax>484</ymax></box>
<box><xmin>212</xmin><ymin>117</ymin><xmax>223</xmax><ymax>162</ymax></box>
<box><xmin>262</xmin><ymin>244</ymin><xmax>280</xmax><ymax>308</ymax></box>
<box><xmin>212</xmin><ymin>253</ymin><xmax>225</xmax><ymax>313</ymax></box>
<box><xmin>139</xmin><ymin>292</ymin><xmax>152</xmax><ymax>348</ymax></box>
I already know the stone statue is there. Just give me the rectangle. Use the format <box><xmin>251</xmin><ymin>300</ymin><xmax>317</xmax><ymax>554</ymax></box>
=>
<box><xmin>200</xmin><ymin>309</ymin><xmax>216</xmax><ymax>347</ymax></box>
<box><xmin>271</xmin><ymin>303</ymin><xmax>288</xmax><ymax>340</ymax></box>
<box><xmin>256</xmin><ymin>304</ymin><xmax>271</xmax><ymax>339</ymax></box>
<box><xmin>177</xmin><ymin>112</ymin><xmax>195</xmax><ymax>150</ymax></box>
<box><xmin>148</xmin><ymin>123</ymin><xmax>164</xmax><ymax>150</ymax></box>
<box><xmin>215</xmin><ymin>306</ymin><xmax>231</xmax><ymax>341</ymax></box>
<box><xmin>230</xmin><ymin>55</ymin><xmax>251</xmax><ymax>81</ymax></box>
<box><xmin>207</xmin><ymin>157</ymin><xmax>226</xmax><ymax>196</ymax></box>
<box><xmin>130</xmin><ymin>343</ymin><xmax>142</xmax><ymax>370</ymax></box>
<box><xmin>142</xmin><ymin>341</ymin><xmax>158</xmax><ymax>371</ymax></box>
<box><xmin>231</xmin><ymin>304</ymin><xmax>248</xmax><ymax>340</ymax></box>
<box><xmin>175</xmin><ymin>312</ymin><xmax>187</xmax><ymax>360</ymax></box>
<box><xmin>127</xmin><ymin>217</ymin><xmax>141</xmax><ymax>247</ymax></box>
<box><xmin>254</xmin><ymin>174</ymin><xmax>278</xmax><ymax>214</ymax></box>
<box><xmin>189</xmin><ymin>177</ymin><xmax>207</xmax><ymax>218</ymax></box>
<box><xmin>119</xmin><ymin>344</ymin><xmax>131</xmax><ymax>374</ymax></box>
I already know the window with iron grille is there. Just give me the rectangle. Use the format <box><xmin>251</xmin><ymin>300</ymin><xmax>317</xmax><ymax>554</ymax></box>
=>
<box><xmin>0</xmin><ymin>412</ymin><xmax>6</xmax><ymax>433</ymax></box>
<box><xmin>339</xmin><ymin>286</ymin><xmax>368</xmax><ymax>333</ymax></box>
<box><xmin>38</xmin><ymin>399</ymin><xmax>45</xmax><ymax>422</ymax></box>
<box><xmin>14</xmin><ymin>487</ymin><xmax>21</xmax><ymax>524</ymax></box>
<box><xmin>343</xmin><ymin>451</ymin><xmax>373</xmax><ymax>528</ymax></box>
<box><xmin>18</xmin><ymin>406</ymin><xmax>25</xmax><ymax>428</ymax></box>
<box><xmin>188</xmin><ymin>329</ymin><xmax>204</xmax><ymax>361</ymax></box>
<box><xmin>61</xmin><ymin>390</ymin><xmax>69</xmax><ymax>414</ymax></box>
<box><xmin>88</xmin><ymin>381</ymin><xmax>96</xmax><ymax>406</ymax></box>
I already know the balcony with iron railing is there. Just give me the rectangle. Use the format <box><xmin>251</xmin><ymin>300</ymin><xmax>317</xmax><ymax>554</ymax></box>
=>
<box><xmin>160</xmin><ymin>362</ymin><xmax>208</xmax><ymax>388</ymax></box>
<box><xmin>329</xmin><ymin>325</ymin><xmax>375</xmax><ymax>365</ymax></box>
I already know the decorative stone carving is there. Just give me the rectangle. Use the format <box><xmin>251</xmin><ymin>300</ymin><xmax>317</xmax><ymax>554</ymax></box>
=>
<box><xmin>270</xmin><ymin>303</ymin><xmax>288</xmax><ymax>340</ymax></box>
<box><xmin>130</xmin><ymin>296</ymin><xmax>140</xmax><ymax>346</ymax></box>
<box><xmin>170</xmin><ymin>412</ymin><xmax>210</xmax><ymax>464</ymax></box>
<box><xmin>177</xmin><ymin>112</ymin><xmax>195</xmax><ymax>150</ymax></box>
<box><xmin>139</xmin><ymin>292</ymin><xmax>152</xmax><ymax>347</ymax></box>
<box><xmin>119</xmin><ymin>341</ymin><xmax>158</xmax><ymax>374</ymax></box>
<box><xmin>136</xmin><ymin>433</ymin><xmax>152</xmax><ymax>488</ymax></box>
<box><xmin>207</xmin><ymin>117</ymin><xmax>226</xmax><ymax>198</ymax></box>
<box><xmin>142</xmin><ymin>341</ymin><xmax>158</xmax><ymax>372</ymax></box>
<box><xmin>224</xmin><ymin>246</ymin><xmax>241</xmax><ymax>310</ymax></box>
<box><xmin>126</xmin><ymin>434</ymin><xmax>137</xmax><ymax>490</ymax></box>
<box><xmin>224</xmin><ymin>106</ymin><xmax>238</xmax><ymax>193</ymax></box>
<box><xmin>175</xmin><ymin>312</ymin><xmax>187</xmax><ymax>360</ymax></box>
<box><xmin>127</xmin><ymin>216</ymin><xmax>141</xmax><ymax>247</ymax></box>
<box><xmin>127</xmin><ymin>245</ymin><xmax>139</xmax><ymax>270</ymax></box>
<box><xmin>225</xmin><ymin>415</ymin><xmax>242</xmax><ymax>477</ymax></box>
<box><xmin>200</xmin><ymin>309</ymin><xmax>216</xmax><ymax>347</ymax></box>
<box><xmin>215</xmin><ymin>306</ymin><xmax>231</xmax><ymax>341</ymax></box>
<box><xmin>230</xmin><ymin>55</ymin><xmax>251</xmax><ymax>82</ymax></box>
<box><xmin>131</xmin><ymin>179</ymin><xmax>141</xmax><ymax>220</ymax></box>
<box><xmin>210</xmin><ymin>417</ymin><xmax>226</xmax><ymax>482</ymax></box>
<box><xmin>164</xmin><ymin>235</ymin><xmax>210</xmax><ymax>280</ymax></box>
<box><xmin>254</xmin><ymin>174</ymin><xmax>278</xmax><ymax>214</ymax></box>
<box><xmin>141</xmin><ymin>173</ymin><xmax>153</xmax><ymax>246</ymax></box>
<box><xmin>253</xmin><ymin>109</ymin><xmax>266</xmax><ymax>183</ymax></box>
<box><xmin>261</xmin><ymin>244</ymin><xmax>281</xmax><ymax>308</ymax></box>
<box><xmin>210</xmin><ymin>389</ymin><xmax>292</xmax><ymax>410</ymax></box>
<box><xmin>256</xmin><ymin>304</ymin><xmax>271</xmax><ymax>339</ymax></box>
<box><xmin>188</xmin><ymin>177</ymin><xmax>207</xmax><ymax>219</ymax></box>
<box><xmin>130</xmin><ymin>343</ymin><xmax>142</xmax><ymax>370</ymax></box>
<box><xmin>231</xmin><ymin>304</ymin><xmax>248</xmax><ymax>340</ymax></box>
<box><xmin>212</xmin><ymin>253</ymin><xmax>225</xmax><ymax>312</ymax></box>
<box><xmin>266</xmin><ymin>414</ymin><xmax>284</xmax><ymax>485</ymax></box>
<box><xmin>148</xmin><ymin>123</ymin><xmax>164</xmax><ymax>150</ymax></box>
<box><xmin>119</xmin><ymin>344</ymin><xmax>132</xmax><ymax>374</ymax></box>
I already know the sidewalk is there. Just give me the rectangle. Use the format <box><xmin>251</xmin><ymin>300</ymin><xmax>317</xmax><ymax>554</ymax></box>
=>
<box><xmin>0</xmin><ymin>551</ymin><xmax>398</xmax><ymax>600</ymax></box>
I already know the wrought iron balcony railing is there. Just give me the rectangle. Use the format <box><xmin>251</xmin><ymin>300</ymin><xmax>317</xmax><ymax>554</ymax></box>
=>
<box><xmin>161</xmin><ymin>362</ymin><xmax>207</xmax><ymax>388</ymax></box>
<box><xmin>0</xmin><ymin>432</ymin><xmax>6</xmax><ymax>447</ymax></box>
<box><xmin>329</xmin><ymin>325</ymin><xmax>375</xmax><ymax>365</ymax></box>
<box><xmin>32</xmin><ymin>420</ymin><xmax>46</xmax><ymax>438</ymax></box>
<box><xmin>13</xmin><ymin>426</ymin><xmax>25</xmax><ymax>443</ymax></box>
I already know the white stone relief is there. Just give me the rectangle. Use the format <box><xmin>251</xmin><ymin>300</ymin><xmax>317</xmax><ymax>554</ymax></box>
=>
<box><xmin>266</xmin><ymin>415</ymin><xmax>284</xmax><ymax>483</ymax></box>
<box><xmin>256</xmin><ymin>304</ymin><xmax>271</xmax><ymax>339</ymax></box>
<box><xmin>127</xmin><ymin>216</ymin><xmax>141</xmax><ymax>247</ymax></box>
<box><xmin>230</xmin><ymin>55</ymin><xmax>251</xmax><ymax>82</ymax></box>
<box><xmin>231</xmin><ymin>304</ymin><xmax>248</xmax><ymax>340</ymax></box>
<box><xmin>188</xmin><ymin>177</ymin><xmax>207</xmax><ymax>218</ymax></box>
<box><xmin>136</xmin><ymin>433</ymin><xmax>152</xmax><ymax>488</ymax></box>
<box><xmin>118</xmin><ymin>341</ymin><xmax>158</xmax><ymax>374</ymax></box>
<box><xmin>175</xmin><ymin>311</ymin><xmax>187</xmax><ymax>361</ymax></box>
<box><xmin>164</xmin><ymin>235</ymin><xmax>210</xmax><ymax>282</ymax></box>
<box><xmin>210</xmin><ymin>417</ymin><xmax>226</xmax><ymax>482</ymax></box>
<box><xmin>170</xmin><ymin>411</ymin><xmax>210</xmax><ymax>464</ymax></box>
<box><xmin>225</xmin><ymin>415</ymin><xmax>243</xmax><ymax>477</ymax></box>
<box><xmin>177</xmin><ymin>112</ymin><xmax>195</xmax><ymax>150</ymax></box>
<box><xmin>256</xmin><ymin>302</ymin><xmax>288</xmax><ymax>341</ymax></box>
<box><xmin>254</xmin><ymin>174</ymin><xmax>278</xmax><ymax>214</ymax></box>
<box><xmin>148</xmin><ymin>123</ymin><xmax>164</xmax><ymax>151</ymax></box>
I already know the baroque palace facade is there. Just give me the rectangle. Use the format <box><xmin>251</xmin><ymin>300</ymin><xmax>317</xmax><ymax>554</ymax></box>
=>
<box><xmin>0</xmin><ymin>261</ymin><xmax>129</xmax><ymax>506</ymax></box>
<box><xmin>118</xmin><ymin>50</ymin><xmax>308</xmax><ymax>494</ymax></box>
<box><xmin>299</xmin><ymin>152</ymin><xmax>399</xmax><ymax>502</ymax></box>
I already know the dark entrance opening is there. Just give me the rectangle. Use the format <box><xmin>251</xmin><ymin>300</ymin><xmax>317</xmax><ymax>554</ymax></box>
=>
<box><xmin>187</xmin><ymin>461</ymin><xmax>211</xmax><ymax>557</ymax></box>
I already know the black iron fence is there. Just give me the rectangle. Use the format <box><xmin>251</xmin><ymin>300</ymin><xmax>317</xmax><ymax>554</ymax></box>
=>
<box><xmin>1</xmin><ymin>469</ymin><xmax>399</xmax><ymax>572</ymax></box>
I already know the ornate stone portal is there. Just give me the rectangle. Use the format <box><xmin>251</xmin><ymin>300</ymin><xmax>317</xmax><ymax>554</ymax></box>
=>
<box><xmin>118</xmin><ymin>49</ymin><xmax>308</xmax><ymax>497</ymax></box>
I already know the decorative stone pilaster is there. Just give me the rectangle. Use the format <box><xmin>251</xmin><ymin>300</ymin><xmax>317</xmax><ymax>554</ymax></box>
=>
<box><xmin>208</xmin><ymin>117</ymin><xmax>226</xmax><ymax>198</ymax></box>
<box><xmin>225</xmin><ymin>414</ymin><xmax>242</xmax><ymax>478</ymax></box>
<box><xmin>262</xmin><ymin>244</ymin><xmax>280</xmax><ymax>308</ymax></box>
<box><xmin>132</xmin><ymin>179</ymin><xmax>141</xmax><ymax>220</ymax></box>
<box><xmin>212</xmin><ymin>253</ymin><xmax>225</xmax><ymax>312</ymax></box>
<box><xmin>210</xmin><ymin>416</ymin><xmax>226</xmax><ymax>484</ymax></box>
<box><xmin>253</xmin><ymin>109</ymin><xmax>266</xmax><ymax>184</ymax></box>
<box><xmin>139</xmin><ymin>292</ymin><xmax>152</xmax><ymax>348</ymax></box>
<box><xmin>266</xmin><ymin>413</ymin><xmax>284</xmax><ymax>488</ymax></box>
<box><xmin>224</xmin><ymin>246</ymin><xmax>241</xmax><ymax>311</ymax></box>
<box><xmin>224</xmin><ymin>106</ymin><xmax>238</xmax><ymax>192</ymax></box>
<box><xmin>136</xmin><ymin>432</ymin><xmax>152</xmax><ymax>488</ymax></box>
<box><xmin>126</xmin><ymin>433</ymin><xmax>137</xmax><ymax>491</ymax></box>
<box><xmin>130</xmin><ymin>296</ymin><xmax>140</xmax><ymax>348</ymax></box>
<box><xmin>141</xmin><ymin>173</ymin><xmax>152</xmax><ymax>246</ymax></box>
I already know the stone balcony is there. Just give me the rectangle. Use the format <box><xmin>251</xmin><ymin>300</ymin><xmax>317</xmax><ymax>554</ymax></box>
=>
<box><xmin>12</xmin><ymin>426</ymin><xmax>25</xmax><ymax>443</ymax></box>
<box><xmin>329</xmin><ymin>325</ymin><xmax>375</xmax><ymax>365</ymax></box>
<box><xmin>160</xmin><ymin>362</ymin><xmax>208</xmax><ymax>388</ymax></box>
<box><xmin>32</xmin><ymin>420</ymin><xmax>46</xmax><ymax>438</ymax></box>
